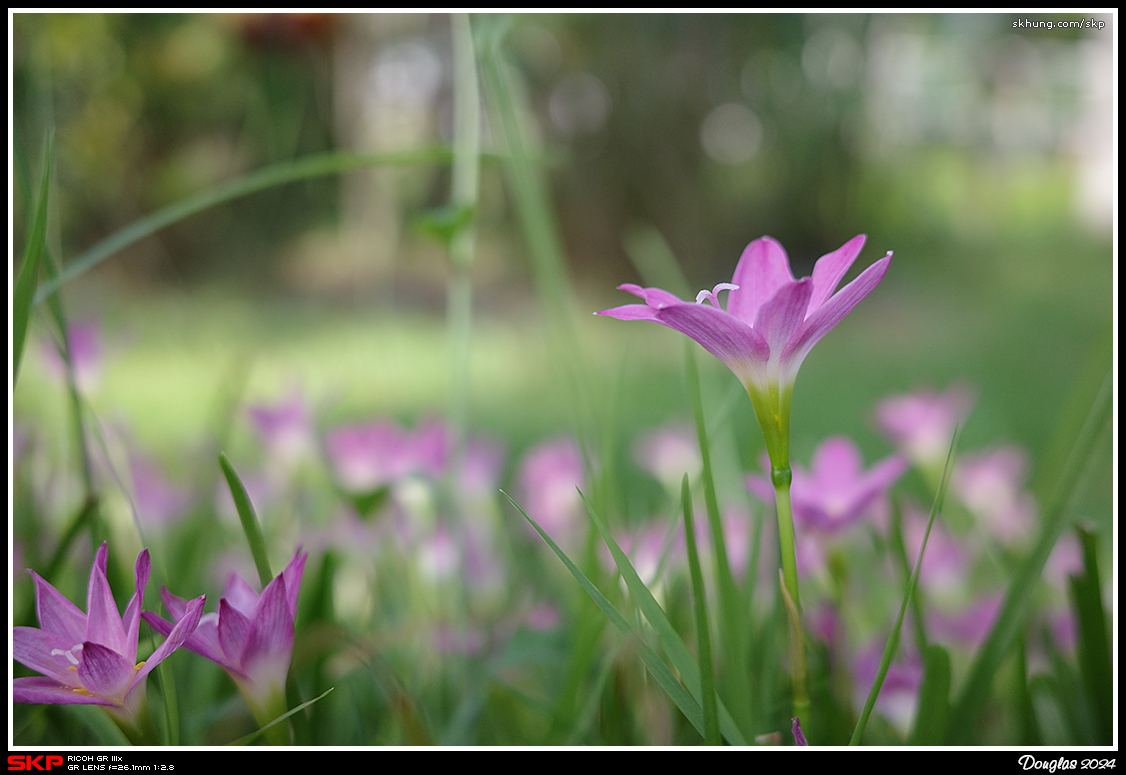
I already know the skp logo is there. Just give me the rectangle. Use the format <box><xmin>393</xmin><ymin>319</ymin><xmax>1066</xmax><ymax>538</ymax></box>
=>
<box><xmin>8</xmin><ymin>757</ymin><xmax>64</xmax><ymax>771</ymax></box>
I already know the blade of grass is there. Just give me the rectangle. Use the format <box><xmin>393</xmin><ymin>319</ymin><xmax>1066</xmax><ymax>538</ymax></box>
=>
<box><xmin>851</xmin><ymin>424</ymin><xmax>959</xmax><ymax>745</ymax></box>
<box><xmin>685</xmin><ymin>342</ymin><xmax>754</xmax><ymax>737</ymax></box>
<box><xmin>227</xmin><ymin>687</ymin><xmax>334</xmax><ymax>746</ymax></box>
<box><xmin>13</xmin><ymin>130</ymin><xmax>53</xmax><ymax>385</ymax></box>
<box><xmin>33</xmin><ymin>147</ymin><xmax>458</xmax><ymax>306</ymax></box>
<box><xmin>681</xmin><ymin>475</ymin><xmax>721</xmax><ymax>745</ymax></box>
<box><xmin>503</xmin><ymin>491</ymin><xmax>708</xmax><ymax>739</ymax></box>
<box><xmin>907</xmin><ymin>643</ymin><xmax>951</xmax><ymax>745</ymax></box>
<box><xmin>579</xmin><ymin>492</ymin><xmax>749</xmax><ymax>745</ymax></box>
<box><xmin>219</xmin><ymin>452</ymin><xmax>273</xmax><ymax>587</ymax></box>
<box><xmin>1068</xmin><ymin>527</ymin><xmax>1112</xmax><ymax>744</ymax></box>
<box><xmin>944</xmin><ymin>368</ymin><xmax>1110</xmax><ymax>744</ymax></box>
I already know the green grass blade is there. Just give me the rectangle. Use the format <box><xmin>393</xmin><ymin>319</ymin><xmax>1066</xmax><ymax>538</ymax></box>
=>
<box><xmin>945</xmin><ymin>369</ymin><xmax>1110</xmax><ymax>744</ymax></box>
<box><xmin>219</xmin><ymin>452</ymin><xmax>273</xmax><ymax>587</ymax></box>
<box><xmin>907</xmin><ymin>643</ymin><xmax>951</xmax><ymax>745</ymax></box>
<box><xmin>227</xmin><ymin>687</ymin><xmax>334</xmax><ymax>746</ymax></box>
<box><xmin>1068</xmin><ymin>527</ymin><xmax>1112</xmax><ymax>743</ymax></box>
<box><xmin>503</xmin><ymin>491</ymin><xmax>707</xmax><ymax>739</ymax></box>
<box><xmin>33</xmin><ymin>147</ymin><xmax>456</xmax><ymax>306</ymax></box>
<box><xmin>578</xmin><ymin>492</ymin><xmax>749</xmax><ymax>745</ymax></box>
<box><xmin>14</xmin><ymin>130</ymin><xmax>53</xmax><ymax>386</ymax></box>
<box><xmin>681</xmin><ymin>475</ymin><xmax>721</xmax><ymax>745</ymax></box>
<box><xmin>851</xmin><ymin>425</ymin><xmax>959</xmax><ymax>745</ymax></box>
<box><xmin>685</xmin><ymin>342</ymin><xmax>753</xmax><ymax>737</ymax></box>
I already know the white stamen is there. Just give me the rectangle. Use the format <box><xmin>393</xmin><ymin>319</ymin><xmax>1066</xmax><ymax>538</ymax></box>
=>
<box><xmin>51</xmin><ymin>645</ymin><xmax>82</xmax><ymax>666</ymax></box>
<box><xmin>695</xmin><ymin>283</ymin><xmax>739</xmax><ymax>308</ymax></box>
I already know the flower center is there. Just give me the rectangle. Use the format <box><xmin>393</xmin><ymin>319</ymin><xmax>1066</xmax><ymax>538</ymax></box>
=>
<box><xmin>695</xmin><ymin>283</ymin><xmax>739</xmax><ymax>309</ymax></box>
<box><xmin>51</xmin><ymin>644</ymin><xmax>83</xmax><ymax>666</ymax></box>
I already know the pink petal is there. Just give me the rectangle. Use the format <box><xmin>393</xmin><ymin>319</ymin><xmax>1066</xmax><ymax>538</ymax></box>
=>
<box><xmin>85</xmin><ymin>551</ymin><xmax>128</xmax><ymax>656</ymax></box>
<box><xmin>616</xmin><ymin>283</ymin><xmax>684</xmax><ymax>309</ymax></box>
<box><xmin>218</xmin><ymin>598</ymin><xmax>253</xmax><ymax>665</ymax></box>
<box><xmin>223</xmin><ymin>574</ymin><xmax>261</xmax><ymax>617</ymax></box>
<box><xmin>807</xmin><ymin>235</ymin><xmax>866</xmax><ymax>314</ymax></box>
<box><xmin>727</xmin><ymin>237</ymin><xmax>795</xmax><ymax>325</ymax></box>
<box><xmin>753</xmin><ymin>278</ymin><xmax>812</xmax><ymax>357</ymax></box>
<box><xmin>121</xmin><ymin>550</ymin><xmax>151</xmax><ymax>665</ymax></box>
<box><xmin>595</xmin><ymin>302</ymin><xmax>662</xmax><ymax>322</ymax></box>
<box><xmin>14</xmin><ymin>676</ymin><xmax>114</xmax><ymax>706</ymax></box>
<box><xmin>810</xmin><ymin>437</ymin><xmax>864</xmax><ymax>490</ymax></box>
<box><xmin>76</xmin><ymin>641</ymin><xmax>136</xmax><ymax>702</ymax></box>
<box><xmin>134</xmin><ymin>595</ymin><xmax>206</xmax><ymax>687</ymax></box>
<box><xmin>279</xmin><ymin>551</ymin><xmax>308</xmax><ymax>618</ymax></box>
<box><xmin>29</xmin><ymin>570</ymin><xmax>86</xmax><ymax>642</ymax></box>
<box><xmin>243</xmin><ymin>574</ymin><xmax>294</xmax><ymax>664</ymax></box>
<box><xmin>651</xmin><ymin>302</ymin><xmax>770</xmax><ymax>382</ymax></box>
<box><xmin>781</xmin><ymin>254</ymin><xmax>891</xmax><ymax>379</ymax></box>
<box><xmin>13</xmin><ymin>626</ymin><xmax>87</xmax><ymax>688</ymax></box>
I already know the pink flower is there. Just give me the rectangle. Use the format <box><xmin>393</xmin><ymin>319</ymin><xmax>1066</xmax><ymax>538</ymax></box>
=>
<box><xmin>875</xmin><ymin>383</ymin><xmax>975</xmax><ymax>470</ymax></box>
<box><xmin>143</xmin><ymin>549</ymin><xmax>307</xmax><ymax>722</ymax></box>
<box><xmin>247</xmin><ymin>391</ymin><xmax>314</xmax><ymax>469</ymax></box>
<box><xmin>633</xmin><ymin>424</ymin><xmax>702</xmax><ymax>493</ymax></box>
<box><xmin>747</xmin><ymin>437</ymin><xmax>907</xmax><ymax>534</ymax></box>
<box><xmin>13</xmin><ymin>544</ymin><xmax>205</xmax><ymax>735</ymax></box>
<box><xmin>951</xmin><ymin>446</ymin><xmax>1036</xmax><ymax>545</ymax></box>
<box><xmin>516</xmin><ymin>437</ymin><xmax>586</xmax><ymax>548</ymax></box>
<box><xmin>598</xmin><ymin>235</ymin><xmax>891</xmax><ymax>468</ymax></box>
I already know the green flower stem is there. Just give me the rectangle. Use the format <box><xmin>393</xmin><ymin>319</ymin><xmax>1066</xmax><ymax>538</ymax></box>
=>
<box><xmin>772</xmin><ymin>469</ymin><xmax>800</xmax><ymax>615</ymax></box>
<box><xmin>772</xmin><ymin>471</ymin><xmax>809</xmax><ymax>729</ymax></box>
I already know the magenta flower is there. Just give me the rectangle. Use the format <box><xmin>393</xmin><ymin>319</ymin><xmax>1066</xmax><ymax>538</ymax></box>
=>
<box><xmin>747</xmin><ymin>437</ymin><xmax>907</xmax><ymax>534</ymax></box>
<box><xmin>875</xmin><ymin>383</ymin><xmax>974</xmax><ymax>473</ymax></box>
<box><xmin>143</xmin><ymin>549</ymin><xmax>307</xmax><ymax>723</ymax></box>
<box><xmin>951</xmin><ymin>446</ymin><xmax>1037</xmax><ymax>545</ymax></box>
<box><xmin>13</xmin><ymin>543</ymin><xmax>205</xmax><ymax>739</ymax></box>
<box><xmin>598</xmin><ymin>235</ymin><xmax>891</xmax><ymax>468</ymax></box>
<box><xmin>516</xmin><ymin>437</ymin><xmax>587</xmax><ymax>549</ymax></box>
<box><xmin>633</xmin><ymin>424</ymin><xmax>701</xmax><ymax>494</ymax></box>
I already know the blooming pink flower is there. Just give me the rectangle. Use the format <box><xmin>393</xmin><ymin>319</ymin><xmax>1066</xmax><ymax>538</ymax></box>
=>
<box><xmin>143</xmin><ymin>549</ymin><xmax>307</xmax><ymax>721</ymax></box>
<box><xmin>516</xmin><ymin>437</ymin><xmax>586</xmax><ymax>548</ymax></box>
<box><xmin>633</xmin><ymin>424</ymin><xmax>702</xmax><ymax>492</ymax></box>
<box><xmin>13</xmin><ymin>543</ymin><xmax>205</xmax><ymax>734</ymax></box>
<box><xmin>951</xmin><ymin>446</ymin><xmax>1036</xmax><ymax>545</ymax></box>
<box><xmin>598</xmin><ymin>235</ymin><xmax>891</xmax><ymax>467</ymax></box>
<box><xmin>875</xmin><ymin>383</ymin><xmax>974</xmax><ymax>470</ymax></box>
<box><xmin>747</xmin><ymin>437</ymin><xmax>907</xmax><ymax>534</ymax></box>
<box><xmin>246</xmin><ymin>391</ymin><xmax>314</xmax><ymax>469</ymax></box>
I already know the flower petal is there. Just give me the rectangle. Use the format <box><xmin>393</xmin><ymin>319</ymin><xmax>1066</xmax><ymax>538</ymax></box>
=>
<box><xmin>134</xmin><ymin>594</ymin><xmax>206</xmax><ymax>688</ymax></box>
<box><xmin>85</xmin><ymin>547</ymin><xmax>128</xmax><ymax>656</ymax></box>
<box><xmin>653</xmin><ymin>302</ymin><xmax>771</xmax><ymax>386</ymax></box>
<box><xmin>781</xmin><ymin>253</ymin><xmax>891</xmax><ymax>380</ymax></box>
<box><xmin>76</xmin><ymin>641</ymin><xmax>136</xmax><ymax>703</ymax></box>
<box><xmin>727</xmin><ymin>237</ymin><xmax>795</xmax><ymax>325</ymax></box>
<box><xmin>29</xmin><ymin>570</ymin><xmax>86</xmax><ymax>642</ymax></box>
<box><xmin>13</xmin><ymin>626</ymin><xmax>87</xmax><ymax>688</ymax></box>
<box><xmin>223</xmin><ymin>574</ymin><xmax>261</xmax><ymax>618</ymax></box>
<box><xmin>243</xmin><ymin>574</ymin><xmax>294</xmax><ymax>665</ymax></box>
<box><xmin>121</xmin><ymin>550</ymin><xmax>151</xmax><ymax>665</ymax></box>
<box><xmin>13</xmin><ymin>676</ymin><xmax>115</xmax><ymax>706</ymax></box>
<box><xmin>279</xmin><ymin>551</ymin><xmax>308</xmax><ymax>618</ymax></box>
<box><xmin>807</xmin><ymin>234</ymin><xmax>866</xmax><ymax>314</ymax></box>
<box><xmin>218</xmin><ymin>597</ymin><xmax>254</xmax><ymax>666</ymax></box>
<box><xmin>753</xmin><ymin>278</ymin><xmax>812</xmax><ymax>357</ymax></box>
